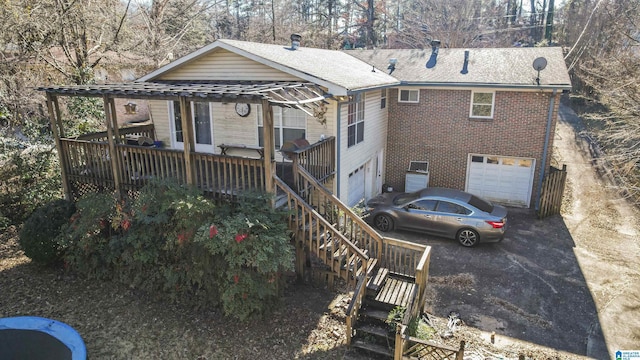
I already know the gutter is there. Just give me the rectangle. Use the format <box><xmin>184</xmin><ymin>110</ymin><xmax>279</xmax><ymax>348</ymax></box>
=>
<box><xmin>397</xmin><ymin>81</ymin><xmax>572</xmax><ymax>91</ymax></box>
<box><xmin>535</xmin><ymin>88</ymin><xmax>558</xmax><ymax>211</ymax></box>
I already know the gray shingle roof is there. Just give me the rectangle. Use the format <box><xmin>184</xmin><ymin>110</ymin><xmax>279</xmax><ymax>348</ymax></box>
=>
<box><xmin>217</xmin><ymin>39</ymin><xmax>400</xmax><ymax>92</ymax></box>
<box><xmin>346</xmin><ymin>47</ymin><xmax>571</xmax><ymax>89</ymax></box>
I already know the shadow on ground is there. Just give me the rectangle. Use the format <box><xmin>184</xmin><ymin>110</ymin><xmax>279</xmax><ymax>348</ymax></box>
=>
<box><xmin>387</xmin><ymin>207</ymin><xmax>608</xmax><ymax>359</ymax></box>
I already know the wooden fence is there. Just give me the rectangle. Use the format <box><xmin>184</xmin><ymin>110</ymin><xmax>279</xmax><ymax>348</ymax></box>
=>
<box><xmin>537</xmin><ymin>164</ymin><xmax>567</xmax><ymax>219</ymax></box>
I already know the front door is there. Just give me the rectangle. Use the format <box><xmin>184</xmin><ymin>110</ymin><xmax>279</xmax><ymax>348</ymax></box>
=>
<box><xmin>170</xmin><ymin>101</ymin><xmax>215</xmax><ymax>153</ymax></box>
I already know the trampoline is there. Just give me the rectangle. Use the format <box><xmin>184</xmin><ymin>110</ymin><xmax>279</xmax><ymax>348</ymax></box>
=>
<box><xmin>0</xmin><ymin>316</ymin><xmax>86</xmax><ymax>360</ymax></box>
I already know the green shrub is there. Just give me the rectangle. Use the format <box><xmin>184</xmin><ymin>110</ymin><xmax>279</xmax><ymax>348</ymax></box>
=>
<box><xmin>0</xmin><ymin>142</ymin><xmax>62</xmax><ymax>225</ymax></box>
<box><xmin>19</xmin><ymin>199</ymin><xmax>76</xmax><ymax>265</ymax></box>
<box><xmin>60</xmin><ymin>180</ymin><xmax>294</xmax><ymax>320</ymax></box>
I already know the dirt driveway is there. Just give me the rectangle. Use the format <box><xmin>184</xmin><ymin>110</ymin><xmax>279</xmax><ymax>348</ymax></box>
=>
<box><xmin>386</xmin><ymin>103</ymin><xmax>640</xmax><ymax>359</ymax></box>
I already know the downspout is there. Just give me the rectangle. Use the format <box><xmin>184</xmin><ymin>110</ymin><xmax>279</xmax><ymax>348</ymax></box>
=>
<box><xmin>336</xmin><ymin>100</ymin><xmax>343</xmax><ymax>198</ymax></box>
<box><xmin>535</xmin><ymin>88</ymin><xmax>557</xmax><ymax>210</ymax></box>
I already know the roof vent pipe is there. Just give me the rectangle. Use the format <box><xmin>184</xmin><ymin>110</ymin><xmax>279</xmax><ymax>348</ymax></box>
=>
<box><xmin>426</xmin><ymin>39</ymin><xmax>441</xmax><ymax>69</ymax></box>
<box><xmin>461</xmin><ymin>50</ymin><xmax>469</xmax><ymax>74</ymax></box>
<box><xmin>290</xmin><ymin>34</ymin><xmax>302</xmax><ymax>50</ymax></box>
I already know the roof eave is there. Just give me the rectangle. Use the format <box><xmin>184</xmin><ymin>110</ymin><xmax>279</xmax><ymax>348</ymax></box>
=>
<box><xmin>398</xmin><ymin>81</ymin><xmax>572</xmax><ymax>91</ymax></box>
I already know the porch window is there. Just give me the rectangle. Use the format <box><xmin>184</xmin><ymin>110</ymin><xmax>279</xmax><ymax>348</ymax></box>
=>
<box><xmin>171</xmin><ymin>101</ymin><xmax>183</xmax><ymax>142</ymax></box>
<box><xmin>193</xmin><ymin>102</ymin><xmax>212</xmax><ymax>145</ymax></box>
<box><xmin>257</xmin><ymin>106</ymin><xmax>307</xmax><ymax>149</ymax></box>
<box><xmin>470</xmin><ymin>91</ymin><xmax>495</xmax><ymax>118</ymax></box>
<box><xmin>347</xmin><ymin>93</ymin><xmax>365</xmax><ymax>147</ymax></box>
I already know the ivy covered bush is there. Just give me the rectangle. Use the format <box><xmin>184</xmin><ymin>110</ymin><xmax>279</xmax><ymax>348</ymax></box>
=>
<box><xmin>19</xmin><ymin>199</ymin><xmax>76</xmax><ymax>265</ymax></box>
<box><xmin>60</xmin><ymin>180</ymin><xmax>294</xmax><ymax>320</ymax></box>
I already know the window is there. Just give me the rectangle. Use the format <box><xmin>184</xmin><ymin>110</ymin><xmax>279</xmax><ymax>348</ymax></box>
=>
<box><xmin>409</xmin><ymin>199</ymin><xmax>437</xmax><ymax>211</ymax></box>
<box><xmin>257</xmin><ymin>106</ymin><xmax>306</xmax><ymax>149</ymax></box>
<box><xmin>470</xmin><ymin>91</ymin><xmax>495</xmax><ymax>118</ymax></box>
<box><xmin>380</xmin><ymin>89</ymin><xmax>387</xmax><ymax>109</ymax></box>
<box><xmin>347</xmin><ymin>93</ymin><xmax>365</xmax><ymax>147</ymax></box>
<box><xmin>436</xmin><ymin>201</ymin><xmax>471</xmax><ymax>215</ymax></box>
<box><xmin>398</xmin><ymin>89</ymin><xmax>419</xmax><ymax>103</ymax></box>
<box><xmin>171</xmin><ymin>101</ymin><xmax>183</xmax><ymax>143</ymax></box>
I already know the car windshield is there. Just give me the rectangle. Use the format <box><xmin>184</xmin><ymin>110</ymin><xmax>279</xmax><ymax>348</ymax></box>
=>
<box><xmin>468</xmin><ymin>195</ymin><xmax>494</xmax><ymax>213</ymax></box>
<box><xmin>393</xmin><ymin>191</ymin><xmax>421</xmax><ymax>206</ymax></box>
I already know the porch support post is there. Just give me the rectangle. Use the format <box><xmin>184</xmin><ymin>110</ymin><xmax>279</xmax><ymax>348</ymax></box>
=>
<box><xmin>103</xmin><ymin>95</ymin><xmax>122</xmax><ymax>197</ymax></box>
<box><xmin>261</xmin><ymin>100</ymin><xmax>275</xmax><ymax>194</ymax></box>
<box><xmin>46</xmin><ymin>93</ymin><xmax>71</xmax><ymax>200</ymax></box>
<box><xmin>179</xmin><ymin>96</ymin><xmax>195</xmax><ymax>185</ymax></box>
<box><xmin>107</xmin><ymin>98</ymin><xmax>121</xmax><ymax>143</ymax></box>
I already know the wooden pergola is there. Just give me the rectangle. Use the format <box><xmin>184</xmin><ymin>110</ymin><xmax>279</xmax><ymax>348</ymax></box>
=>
<box><xmin>38</xmin><ymin>81</ymin><xmax>332</xmax><ymax>200</ymax></box>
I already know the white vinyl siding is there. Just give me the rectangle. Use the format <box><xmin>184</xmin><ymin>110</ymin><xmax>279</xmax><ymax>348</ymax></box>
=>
<box><xmin>157</xmin><ymin>49</ymin><xmax>302</xmax><ymax>81</ymax></box>
<box><xmin>339</xmin><ymin>89</ymin><xmax>388</xmax><ymax>204</ymax></box>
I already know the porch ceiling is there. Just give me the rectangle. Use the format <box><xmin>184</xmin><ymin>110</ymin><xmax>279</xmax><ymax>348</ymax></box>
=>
<box><xmin>37</xmin><ymin>81</ymin><xmax>332</xmax><ymax>108</ymax></box>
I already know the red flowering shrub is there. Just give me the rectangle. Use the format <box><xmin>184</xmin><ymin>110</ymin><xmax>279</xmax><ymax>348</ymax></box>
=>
<box><xmin>60</xmin><ymin>181</ymin><xmax>293</xmax><ymax>320</ymax></box>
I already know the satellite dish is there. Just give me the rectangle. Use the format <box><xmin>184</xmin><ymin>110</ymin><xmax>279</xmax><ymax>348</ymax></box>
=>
<box><xmin>532</xmin><ymin>57</ymin><xmax>548</xmax><ymax>71</ymax></box>
<box><xmin>532</xmin><ymin>57</ymin><xmax>547</xmax><ymax>86</ymax></box>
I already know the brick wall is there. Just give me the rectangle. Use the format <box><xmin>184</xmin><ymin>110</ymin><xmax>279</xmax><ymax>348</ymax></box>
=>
<box><xmin>385</xmin><ymin>88</ymin><xmax>560</xmax><ymax>206</ymax></box>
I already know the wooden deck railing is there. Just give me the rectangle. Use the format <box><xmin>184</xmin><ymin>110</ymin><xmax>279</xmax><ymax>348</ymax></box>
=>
<box><xmin>274</xmin><ymin>177</ymin><xmax>369</xmax><ymax>288</ymax></box>
<box><xmin>191</xmin><ymin>153</ymin><xmax>265</xmax><ymax>195</ymax></box>
<box><xmin>77</xmin><ymin>123</ymin><xmax>155</xmax><ymax>143</ymax></box>
<box><xmin>289</xmin><ymin>136</ymin><xmax>335</xmax><ymax>183</ymax></box>
<box><xmin>59</xmin><ymin>138</ymin><xmax>266</xmax><ymax>198</ymax></box>
<box><xmin>60</xmin><ymin>139</ymin><xmax>114</xmax><ymax>185</ymax></box>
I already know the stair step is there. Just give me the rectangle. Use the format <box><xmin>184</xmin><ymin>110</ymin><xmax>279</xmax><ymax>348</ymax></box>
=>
<box><xmin>356</xmin><ymin>258</ymin><xmax>378</xmax><ymax>277</ymax></box>
<box><xmin>367</xmin><ymin>267</ymin><xmax>389</xmax><ymax>295</ymax></box>
<box><xmin>361</xmin><ymin>308</ymin><xmax>389</xmax><ymax>322</ymax></box>
<box><xmin>351</xmin><ymin>340</ymin><xmax>393</xmax><ymax>358</ymax></box>
<box><xmin>357</xmin><ymin>324</ymin><xmax>392</xmax><ymax>339</ymax></box>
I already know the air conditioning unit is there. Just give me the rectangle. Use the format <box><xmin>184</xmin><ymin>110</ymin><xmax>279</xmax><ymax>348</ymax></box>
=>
<box><xmin>405</xmin><ymin>161</ymin><xmax>429</xmax><ymax>192</ymax></box>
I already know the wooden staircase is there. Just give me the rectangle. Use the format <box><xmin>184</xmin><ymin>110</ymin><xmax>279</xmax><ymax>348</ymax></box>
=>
<box><xmin>351</xmin><ymin>270</ymin><xmax>416</xmax><ymax>358</ymax></box>
<box><xmin>275</xmin><ymin>165</ymin><xmax>463</xmax><ymax>360</ymax></box>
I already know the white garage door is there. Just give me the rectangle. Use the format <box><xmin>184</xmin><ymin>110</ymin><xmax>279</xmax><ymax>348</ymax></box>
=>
<box><xmin>466</xmin><ymin>154</ymin><xmax>535</xmax><ymax>207</ymax></box>
<box><xmin>348</xmin><ymin>165</ymin><xmax>366</xmax><ymax>207</ymax></box>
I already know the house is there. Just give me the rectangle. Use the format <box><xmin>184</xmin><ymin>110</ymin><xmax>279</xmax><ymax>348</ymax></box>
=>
<box><xmin>136</xmin><ymin>40</ymin><xmax>572</xmax><ymax>209</ymax></box>
<box><xmin>38</xmin><ymin>37</ymin><xmax>570</xmax><ymax>359</ymax></box>
<box><xmin>126</xmin><ymin>38</ymin><xmax>569</xmax><ymax>209</ymax></box>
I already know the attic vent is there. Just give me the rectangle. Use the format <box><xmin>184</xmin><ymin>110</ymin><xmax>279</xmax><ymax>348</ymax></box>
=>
<box><xmin>408</xmin><ymin>161</ymin><xmax>429</xmax><ymax>173</ymax></box>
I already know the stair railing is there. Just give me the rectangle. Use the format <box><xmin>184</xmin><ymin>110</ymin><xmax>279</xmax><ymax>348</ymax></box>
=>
<box><xmin>293</xmin><ymin>165</ymin><xmax>383</xmax><ymax>259</ymax></box>
<box><xmin>345</xmin><ymin>273</ymin><xmax>368</xmax><ymax>345</ymax></box>
<box><xmin>275</xmin><ymin>177</ymin><xmax>369</xmax><ymax>288</ymax></box>
<box><xmin>395</xmin><ymin>324</ymin><xmax>465</xmax><ymax>360</ymax></box>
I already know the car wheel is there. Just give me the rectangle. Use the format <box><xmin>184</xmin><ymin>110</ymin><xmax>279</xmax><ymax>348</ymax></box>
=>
<box><xmin>457</xmin><ymin>228</ymin><xmax>479</xmax><ymax>247</ymax></box>
<box><xmin>374</xmin><ymin>214</ymin><xmax>394</xmax><ymax>232</ymax></box>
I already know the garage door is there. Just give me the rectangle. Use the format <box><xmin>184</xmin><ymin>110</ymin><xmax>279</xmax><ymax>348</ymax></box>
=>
<box><xmin>348</xmin><ymin>165</ymin><xmax>365</xmax><ymax>207</ymax></box>
<box><xmin>466</xmin><ymin>154</ymin><xmax>535</xmax><ymax>207</ymax></box>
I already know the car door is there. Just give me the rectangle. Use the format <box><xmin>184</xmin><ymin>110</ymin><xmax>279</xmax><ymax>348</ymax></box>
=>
<box><xmin>431</xmin><ymin>201</ymin><xmax>473</xmax><ymax>238</ymax></box>
<box><xmin>400</xmin><ymin>199</ymin><xmax>438</xmax><ymax>232</ymax></box>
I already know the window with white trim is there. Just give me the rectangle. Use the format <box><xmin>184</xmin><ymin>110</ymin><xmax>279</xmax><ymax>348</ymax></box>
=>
<box><xmin>470</xmin><ymin>91</ymin><xmax>495</xmax><ymax>118</ymax></box>
<box><xmin>348</xmin><ymin>93</ymin><xmax>365</xmax><ymax>147</ymax></box>
<box><xmin>380</xmin><ymin>89</ymin><xmax>387</xmax><ymax>109</ymax></box>
<box><xmin>398</xmin><ymin>89</ymin><xmax>419</xmax><ymax>103</ymax></box>
<box><xmin>257</xmin><ymin>106</ymin><xmax>306</xmax><ymax>149</ymax></box>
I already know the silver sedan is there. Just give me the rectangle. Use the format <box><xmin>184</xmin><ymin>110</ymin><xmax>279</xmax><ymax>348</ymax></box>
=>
<box><xmin>365</xmin><ymin>187</ymin><xmax>508</xmax><ymax>247</ymax></box>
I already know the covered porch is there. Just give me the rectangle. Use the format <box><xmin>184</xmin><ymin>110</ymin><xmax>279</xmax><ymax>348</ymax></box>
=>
<box><xmin>39</xmin><ymin>81</ymin><xmax>336</xmax><ymax>200</ymax></box>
